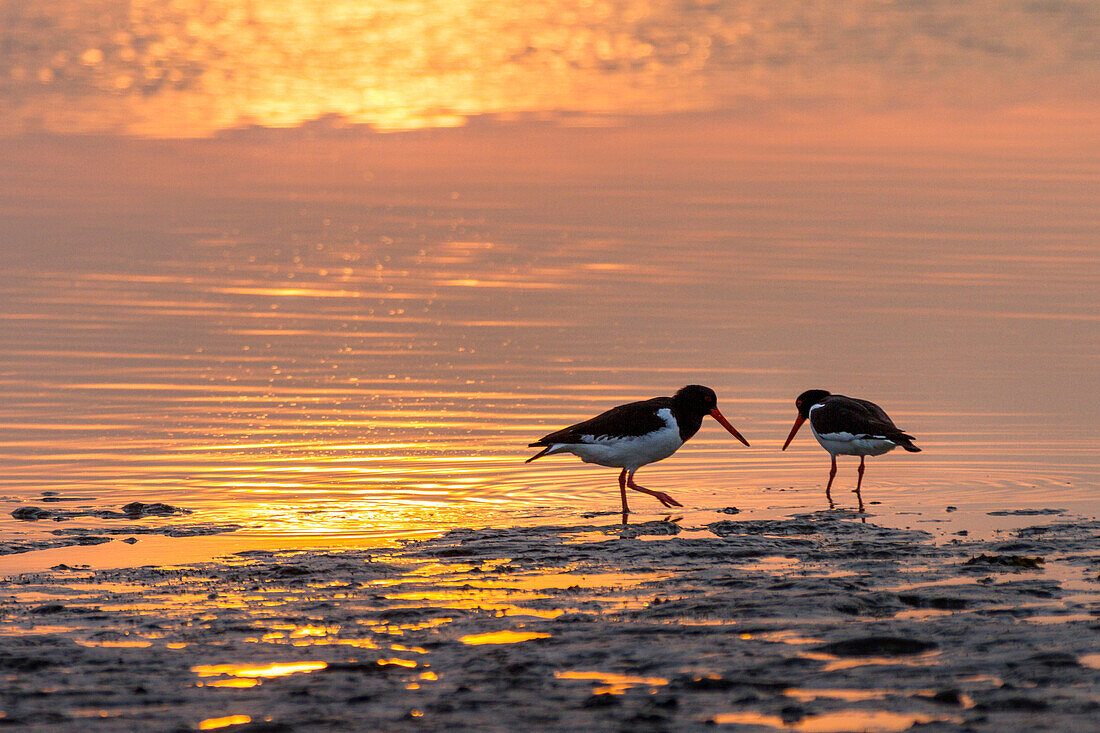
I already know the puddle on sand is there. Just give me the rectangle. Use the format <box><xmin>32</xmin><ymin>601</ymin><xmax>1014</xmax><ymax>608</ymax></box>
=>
<box><xmin>240</xmin><ymin>623</ymin><xmax>385</xmax><ymax>648</ymax></box>
<box><xmin>893</xmin><ymin>608</ymin><xmax>957</xmax><ymax>621</ymax></box>
<box><xmin>203</xmin><ymin>679</ymin><xmax>260</xmax><ymax>689</ymax></box>
<box><xmin>367</xmin><ymin>616</ymin><xmax>454</xmax><ymax>635</ymax></box>
<box><xmin>749</xmin><ymin>556</ymin><xmax>803</xmax><ymax>572</ymax></box>
<box><xmin>1025</xmin><ymin>613</ymin><xmax>1097</xmax><ymax>625</ymax></box>
<box><xmin>958</xmin><ymin>674</ymin><xmax>1004</xmax><ymax>687</ymax></box>
<box><xmin>391</xmin><ymin>644</ymin><xmax>429</xmax><ymax>654</ymax></box>
<box><xmin>744</xmin><ymin>629</ymin><xmax>825</xmax><ymax>645</ymax></box>
<box><xmin>460</xmin><ymin>630</ymin><xmax>551</xmax><ymax>645</ymax></box>
<box><xmin>381</xmin><ymin>589</ymin><xmax>584</xmax><ymax>617</ymax></box>
<box><xmin>0</xmin><ymin>624</ymin><xmax>83</xmax><ymax>635</ymax></box>
<box><xmin>457</xmin><ymin>571</ymin><xmax>670</xmax><ymax>591</ymax></box>
<box><xmin>784</xmin><ymin>688</ymin><xmax>975</xmax><ymax>708</ymax></box>
<box><xmin>885</xmin><ymin>576</ymin><xmax>981</xmax><ymax>592</ymax></box>
<box><xmin>709</xmin><ymin>710</ymin><xmax>962</xmax><ymax>731</ymax></box>
<box><xmin>554</xmin><ymin>671</ymin><xmax>668</xmax><ymax>695</ymax></box>
<box><xmin>273</xmin><ymin>637</ymin><xmax>381</xmax><ymax>649</ymax></box>
<box><xmin>799</xmin><ymin>651</ymin><xmax>941</xmax><ymax>672</ymax></box>
<box><xmin>192</xmin><ymin>662</ymin><xmax>328</xmax><ymax>679</ymax></box>
<box><xmin>199</xmin><ymin>715</ymin><xmax>252</xmax><ymax>730</ymax></box>
<box><xmin>377</xmin><ymin>658</ymin><xmax>418</xmax><ymax>668</ymax></box>
<box><xmin>783</xmin><ymin>688</ymin><xmax>897</xmax><ymax>703</ymax></box>
<box><xmin>74</xmin><ymin>639</ymin><xmax>153</xmax><ymax>648</ymax></box>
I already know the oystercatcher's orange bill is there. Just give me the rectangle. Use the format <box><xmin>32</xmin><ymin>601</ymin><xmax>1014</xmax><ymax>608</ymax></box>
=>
<box><xmin>781</xmin><ymin>414</ymin><xmax>807</xmax><ymax>451</ymax></box>
<box><xmin>709</xmin><ymin>408</ymin><xmax>750</xmax><ymax>447</ymax></box>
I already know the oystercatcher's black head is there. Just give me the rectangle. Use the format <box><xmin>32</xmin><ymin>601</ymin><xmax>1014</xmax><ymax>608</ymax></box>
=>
<box><xmin>673</xmin><ymin>384</ymin><xmax>719</xmax><ymax>414</ymax></box>
<box><xmin>794</xmin><ymin>389</ymin><xmax>831</xmax><ymax>418</ymax></box>
<box><xmin>673</xmin><ymin>385</ymin><xmax>750</xmax><ymax>446</ymax></box>
<box><xmin>782</xmin><ymin>389</ymin><xmax>831</xmax><ymax>451</ymax></box>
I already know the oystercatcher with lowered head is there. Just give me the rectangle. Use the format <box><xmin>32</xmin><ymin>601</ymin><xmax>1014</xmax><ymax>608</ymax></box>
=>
<box><xmin>781</xmin><ymin>389</ymin><xmax>920</xmax><ymax>510</ymax></box>
<box><xmin>526</xmin><ymin>385</ymin><xmax>750</xmax><ymax>514</ymax></box>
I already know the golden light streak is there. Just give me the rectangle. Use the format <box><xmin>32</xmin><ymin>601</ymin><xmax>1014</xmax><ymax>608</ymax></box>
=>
<box><xmin>192</xmin><ymin>661</ymin><xmax>328</xmax><ymax>678</ymax></box>
<box><xmin>202</xmin><ymin>679</ymin><xmax>260</xmax><ymax>689</ymax></box>
<box><xmin>459</xmin><ymin>630</ymin><xmax>551</xmax><ymax>645</ymax></box>
<box><xmin>377</xmin><ymin>658</ymin><xmax>418</xmax><ymax>668</ymax></box>
<box><xmin>199</xmin><ymin>716</ymin><xmax>252</xmax><ymax>730</ymax></box>
<box><xmin>554</xmin><ymin>670</ymin><xmax>668</xmax><ymax>694</ymax></box>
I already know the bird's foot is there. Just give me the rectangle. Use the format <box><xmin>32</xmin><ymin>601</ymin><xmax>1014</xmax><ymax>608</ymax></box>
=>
<box><xmin>653</xmin><ymin>492</ymin><xmax>683</xmax><ymax>508</ymax></box>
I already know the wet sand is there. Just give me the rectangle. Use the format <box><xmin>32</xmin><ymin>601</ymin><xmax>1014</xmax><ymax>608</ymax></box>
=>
<box><xmin>2</xmin><ymin>509</ymin><xmax>1098</xmax><ymax>731</ymax></box>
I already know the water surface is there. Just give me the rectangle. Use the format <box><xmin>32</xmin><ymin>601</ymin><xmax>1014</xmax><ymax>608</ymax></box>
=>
<box><xmin>0</xmin><ymin>1</ymin><xmax>1097</xmax><ymax>564</ymax></box>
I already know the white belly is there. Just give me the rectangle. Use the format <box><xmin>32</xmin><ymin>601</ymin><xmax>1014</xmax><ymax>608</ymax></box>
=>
<box><xmin>812</xmin><ymin>428</ymin><xmax>898</xmax><ymax>457</ymax></box>
<box><xmin>549</xmin><ymin>408</ymin><xmax>684</xmax><ymax>470</ymax></box>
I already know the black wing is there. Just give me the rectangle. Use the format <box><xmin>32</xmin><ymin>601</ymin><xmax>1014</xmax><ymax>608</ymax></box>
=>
<box><xmin>815</xmin><ymin>395</ymin><xmax>917</xmax><ymax>443</ymax></box>
<box><xmin>529</xmin><ymin>396</ymin><xmax>672</xmax><ymax>446</ymax></box>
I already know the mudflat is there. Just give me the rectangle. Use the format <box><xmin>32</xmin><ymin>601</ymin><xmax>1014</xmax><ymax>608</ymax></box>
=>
<box><xmin>2</xmin><ymin>510</ymin><xmax>1097</xmax><ymax>731</ymax></box>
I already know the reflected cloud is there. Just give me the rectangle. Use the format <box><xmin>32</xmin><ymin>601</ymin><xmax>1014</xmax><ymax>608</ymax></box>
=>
<box><xmin>0</xmin><ymin>0</ymin><xmax>1096</xmax><ymax>136</ymax></box>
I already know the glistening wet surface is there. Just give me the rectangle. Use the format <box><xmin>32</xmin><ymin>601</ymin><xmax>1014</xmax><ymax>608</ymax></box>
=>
<box><xmin>1</xmin><ymin>111</ymin><xmax>1097</xmax><ymax>563</ymax></box>
<box><xmin>1</xmin><ymin>2</ymin><xmax>1098</xmax><ymax>729</ymax></box>
<box><xmin>1</xmin><ymin>513</ymin><xmax>1097</xmax><ymax>730</ymax></box>
<box><xmin>3</xmin><ymin>0</ymin><xmax>1099</xmax><ymax>558</ymax></box>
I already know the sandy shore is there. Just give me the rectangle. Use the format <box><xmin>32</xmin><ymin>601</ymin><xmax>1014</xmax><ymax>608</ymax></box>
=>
<box><xmin>1</xmin><ymin>509</ymin><xmax>1098</xmax><ymax>731</ymax></box>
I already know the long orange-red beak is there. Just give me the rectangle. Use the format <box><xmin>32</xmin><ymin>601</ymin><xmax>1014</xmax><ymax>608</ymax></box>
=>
<box><xmin>781</xmin><ymin>414</ymin><xmax>806</xmax><ymax>451</ymax></box>
<box><xmin>709</xmin><ymin>408</ymin><xmax>750</xmax><ymax>447</ymax></box>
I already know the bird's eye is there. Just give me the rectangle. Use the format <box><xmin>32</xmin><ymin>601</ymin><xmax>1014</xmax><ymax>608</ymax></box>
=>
<box><xmin>796</xmin><ymin>400</ymin><xmax>802</xmax><ymax>407</ymax></box>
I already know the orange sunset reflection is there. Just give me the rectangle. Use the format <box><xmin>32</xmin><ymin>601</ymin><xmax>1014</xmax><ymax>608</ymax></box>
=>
<box><xmin>0</xmin><ymin>0</ymin><xmax>1096</xmax><ymax>557</ymax></box>
<box><xmin>0</xmin><ymin>2</ymin><xmax>1097</xmax><ymax>732</ymax></box>
<box><xmin>1</xmin><ymin>0</ymin><xmax>1096</xmax><ymax>137</ymax></box>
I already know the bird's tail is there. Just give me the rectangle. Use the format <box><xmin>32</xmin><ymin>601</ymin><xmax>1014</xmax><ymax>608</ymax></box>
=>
<box><xmin>525</xmin><ymin>445</ymin><xmax>552</xmax><ymax>463</ymax></box>
<box><xmin>896</xmin><ymin>434</ymin><xmax>921</xmax><ymax>452</ymax></box>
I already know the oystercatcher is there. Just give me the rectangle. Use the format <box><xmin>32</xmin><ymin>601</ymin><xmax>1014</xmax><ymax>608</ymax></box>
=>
<box><xmin>781</xmin><ymin>389</ymin><xmax>920</xmax><ymax>510</ymax></box>
<box><xmin>526</xmin><ymin>385</ymin><xmax>750</xmax><ymax>514</ymax></box>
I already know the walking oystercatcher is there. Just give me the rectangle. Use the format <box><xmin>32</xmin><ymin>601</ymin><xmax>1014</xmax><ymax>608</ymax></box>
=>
<box><xmin>526</xmin><ymin>385</ymin><xmax>750</xmax><ymax>514</ymax></box>
<box><xmin>781</xmin><ymin>389</ymin><xmax>920</xmax><ymax>510</ymax></box>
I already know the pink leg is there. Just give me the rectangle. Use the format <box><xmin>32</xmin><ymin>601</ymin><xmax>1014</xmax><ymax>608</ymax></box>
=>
<box><xmin>627</xmin><ymin>472</ymin><xmax>683</xmax><ymax>508</ymax></box>
<box><xmin>825</xmin><ymin>455</ymin><xmax>837</xmax><ymax>508</ymax></box>
<box><xmin>854</xmin><ymin>455</ymin><xmax>866</xmax><ymax>512</ymax></box>
<box><xmin>618</xmin><ymin>468</ymin><xmax>629</xmax><ymax>514</ymax></box>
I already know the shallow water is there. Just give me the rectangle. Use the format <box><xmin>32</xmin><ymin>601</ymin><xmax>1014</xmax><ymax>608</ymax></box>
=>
<box><xmin>0</xmin><ymin>1</ymin><xmax>1098</xmax><ymax>565</ymax></box>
